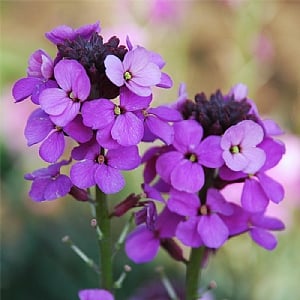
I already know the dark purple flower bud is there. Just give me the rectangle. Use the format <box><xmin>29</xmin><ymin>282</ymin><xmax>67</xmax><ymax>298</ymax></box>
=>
<box><xmin>111</xmin><ymin>193</ymin><xmax>141</xmax><ymax>217</ymax></box>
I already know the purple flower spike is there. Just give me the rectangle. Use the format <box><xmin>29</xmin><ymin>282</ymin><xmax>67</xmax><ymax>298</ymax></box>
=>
<box><xmin>105</xmin><ymin>46</ymin><xmax>161</xmax><ymax>96</ymax></box>
<box><xmin>39</xmin><ymin>59</ymin><xmax>91</xmax><ymax>126</ymax></box>
<box><xmin>25</xmin><ymin>160</ymin><xmax>72</xmax><ymax>201</ymax></box>
<box><xmin>156</xmin><ymin>120</ymin><xmax>223</xmax><ymax>193</ymax></box>
<box><xmin>46</xmin><ymin>21</ymin><xmax>100</xmax><ymax>45</ymax></box>
<box><xmin>221</xmin><ymin>120</ymin><xmax>266</xmax><ymax>174</ymax></box>
<box><xmin>78</xmin><ymin>289</ymin><xmax>113</xmax><ymax>300</ymax></box>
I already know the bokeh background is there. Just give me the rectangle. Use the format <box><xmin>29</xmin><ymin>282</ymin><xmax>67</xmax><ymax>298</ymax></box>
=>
<box><xmin>1</xmin><ymin>1</ymin><xmax>300</xmax><ymax>299</ymax></box>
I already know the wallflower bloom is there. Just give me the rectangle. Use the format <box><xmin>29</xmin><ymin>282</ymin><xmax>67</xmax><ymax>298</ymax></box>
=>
<box><xmin>221</xmin><ymin>120</ymin><xmax>266</xmax><ymax>174</ymax></box>
<box><xmin>78</xmin><ymin>289</ymin><xmax>113</xmax><ymax>300</ymax></box>
<box><xmin>70</xmin><ymin>146</ymin><xmax>141</xmax><ymax>194</ymax></box>
<box><xmin>24</xmin><ymin>160</ymin><xmax>72</xmax><ymax>201</ymax></box>
<box><xmin>104</xmin><ymin>46</ymin><xmax>161</xmax><ymax>96</ymax></box>
<box><xmin>173</xmin><ymin>188</ymin><xmax>232</xmax><ymax>248</ymax></box>
<box><xmin>25</xmin><ymin>109</ymin><xmax>92</xmax><ymax>162</ymax></box>
<box><xmin>46</xmin><ymin>21</ymin><xmax>101</xmax><ymax>45</ymax></box>
<box><xmin>156</xmin><ymin>120</ymin><xmax>223</xmax><ymax>193</ymax></box>
<box><xmin>39</xmin><ymin>59</ymin><xmax>91</xmax><ymax>126</ymax></box>
<box><xmin>12</xmin><ymin>49</ymin><xmax>56</xmax><ymax>104</ymax></box>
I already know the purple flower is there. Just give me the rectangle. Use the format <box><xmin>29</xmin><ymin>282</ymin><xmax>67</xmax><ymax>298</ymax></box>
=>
<box><xmin>70</xmin><ymin>146</ymin><xmax>141</xmax><ymax>194</ymax></box>
<box><xmin>221</xmin><ymin>120</ymin><xmax>266</xmax><ymax>174</ymax></box>
<box><xmin>82</xmin><ymin>88</ymin><xmax>151</xmax><ymax>147</ymax></box>
<box><xmin>25</xmin><ymin>160</ymin><xmax>72</xmax><ymax>201</ymax></box>
<box><xmin>104</xmin><ymin>46</ymin><xmax>161</xmax><ymax>96</ymax></box>
<box><xmin>12</xmin><ymin>49</ymin><xmax>57</xmax><ymax>104</ymax></box>
<box><xmin>46</xmin><ymin>21</ymin><xmax>100</xmax><ymax>45</ymax></box>
<box><xmin>39</xmin><ymin>59</ymin><xmax>91</xmax><ymax>126</ymax></box>
<box><xmin>220</xmin><ymin>136</ymin><xmax>285</xmax><ymax>213</ymax></box>
<box><xmin>173</xmin><ymin>188</ymin><xmax>232</xmax><ymax>248</ymax></box>
<box><xmin>156</xmin><ymin>120</ymin><xmax>223</xmax><ymax>193</ymax></box>
<box><xmin>142</xmin><ymin>105</ymin><xmax>182</xmax><ymax>145</ymax></box>
<box><xmin>125</xmin><ymin>207</ymin><xmax>183</xmax><ymax>263</ymax></box>
<box><xmin>25</xmin><ymin>108</ymin><xmax>93</xmax><ymax>163</ymax></box>
<box><xmin>78</xmin><ymin>289</ymin><xmax>113</xmax><ymax>300</ymax></box>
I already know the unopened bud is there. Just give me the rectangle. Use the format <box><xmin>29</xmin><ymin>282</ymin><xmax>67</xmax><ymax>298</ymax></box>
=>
<box><xmin>69</xmin><ymin>186</ymin><xmax>89</xmax><ymax>202</ymax></box>
<box><xmin>111</xmin><ymin>193</ymin><xmax>141</xmax><ymax>217</ymax></box>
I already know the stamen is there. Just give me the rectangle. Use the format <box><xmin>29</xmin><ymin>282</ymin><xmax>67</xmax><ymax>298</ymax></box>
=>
<box><xmin>124</xmin><ymin>71</ymin><xmax>132</xmax><ymax>81</ymax></box>
<box><xmin>200</xmin><ymin>205</ymin><xmax>208</xmax><ymax>215</ymax></box>
<box><xmin>97</xmin><ymin>155</ymin><xmax>105</xmax><ymax>164</ymax></box>
<box><xmin>114</xmin><ymin>105</ymin><xmax>121</xmax><ymax>115</ymax></box>
<box><xmin>230</xmin><ymin>145</ymin><xmax>240</xmax><ymax>154</ymax></box>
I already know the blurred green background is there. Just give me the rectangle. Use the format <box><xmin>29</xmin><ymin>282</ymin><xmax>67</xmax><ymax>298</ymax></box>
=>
<box><xmin>1</xmin><ymin>1</ymin><xmax>300</xmax><ymax>299</ymax></box>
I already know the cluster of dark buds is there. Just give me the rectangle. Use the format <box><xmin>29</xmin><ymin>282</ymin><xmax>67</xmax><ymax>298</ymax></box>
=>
<box><xmin>13</xmin><ymin>21</ymin><xmax>285</xmax><ymax>300</ymax></box>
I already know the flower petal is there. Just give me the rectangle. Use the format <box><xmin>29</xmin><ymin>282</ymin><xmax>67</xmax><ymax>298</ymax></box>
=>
<box><xmin>78</xmin><ymin>289</ymin><xmax>113</xmax><ymax>300</ymax></box>
<box><xmin>70</xmin><ymin>160</ymin><xmax>97</xmax><ymax>189</ymax></box>
<box><xmin>44</xmin><ymin>175</ymin><xmax>72</xmax><ymax>200</ymax></box>
<box><xmin>198</xmin><ymin>214</ymin><xmax>229</xmax><ymax>248</ymax></box>
<box><xmin>39</xmin><ymin>88</ymin><xmax>69</xmax><ymax>115</ymax></box>
<box><xmin>249</xmin><ymin>228</ymin><xmax>277</xmax><ymax>250</ymax></box>
<box><xmin>176</xmin><ymin>218</ymin><xmax>203</xmax><ymax>247</ymax></box>
<box><xmin>94</xmin><ymin>164</ymin><xmax>125</xmax><ymax>194</ymax></box>
<box><xmin>104</xmin><ymin>55</ymin><xmax>124</xmax><ymax>87</ymax></box>
<box><xmin>107</xmin><ymin>146</ymin><xmax>141</xmax><ymax>170</ymax></box>
<box><xmin>125</xmin><ymin>225</ymin><xmax>159</xmax><ymax>263</ymax></box>
<box><xmin>12</xmin><ymin>77</ymin><xmax>41</xmax><ymax>102</ymax></box>
<box><xmin>39</xmin><ymin>131</ymin><xmax>65</xmax><ymax>163</ymax></box>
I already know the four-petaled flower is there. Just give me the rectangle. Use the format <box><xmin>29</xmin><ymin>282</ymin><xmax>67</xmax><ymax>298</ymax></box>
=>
<box><xmin>104</xmin><ymin>46</ymin><xmax>161</xmax><ymax>96</ymax></box>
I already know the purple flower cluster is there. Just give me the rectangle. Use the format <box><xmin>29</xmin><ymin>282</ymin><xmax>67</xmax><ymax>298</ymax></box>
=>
<box><xmin>12</xmin><ymin>21</ymin><xmax>176</xmax><ymax>198</ymax></box>
<box><xmin>125</xmin><ymin>83</ymin><xmax>286</xmax><ymax>263</ymax></box>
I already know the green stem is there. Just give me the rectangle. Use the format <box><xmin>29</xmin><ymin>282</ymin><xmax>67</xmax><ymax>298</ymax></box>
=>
<box><xmin>185</xmin><ymin>247</ymin><xmax>205</xmax><ymax>300</ymax></box>
<box><xmin>95</xmin><ymin>186</ymin><xmax>113</xmax><ymax>292</ymax></box>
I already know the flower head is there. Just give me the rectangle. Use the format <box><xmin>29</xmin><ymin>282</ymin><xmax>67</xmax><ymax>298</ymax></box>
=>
<box><xmin>105</xmin><ymin>46</ymin><xmax>161</xmax><ymax>96</ymax></box>
<box><xmin>39</xmin><ymin>59</ymin><xmax>91</xmax><ymax>126</ymax></box>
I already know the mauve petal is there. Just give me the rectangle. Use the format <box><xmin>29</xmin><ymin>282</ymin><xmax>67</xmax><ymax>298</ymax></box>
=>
<box><xmin>207</xmin><ymin>189</ymin><xmax>233</xmax><ymax>216</ymax></box>
<box><xmin>148</xmin><ymin>106</ymin><xmax>182</xmax><ymax>122</ymax></box>
<box><xmin>44</xmin><ymin>175</ymin><xmax>72</xmax><ymax>200</ymax></box>
<box><xmin>125</xmin><ymin>80</ymin><xmax>152</xmax><ymax>97</ymax></box>
<box><xmin>31</xmin><ymin>79</ymin><xmax>58</xmax><ymax>105</ymax></box>
<box><xmin>25</xmin><ymin>109</ymin><xmax>54</xmax><ymax>146</ymax></box>
<box><xmin>171</xmin><ymin>160</ymin><xmax>204</xmax><ymax>193</ymax></box>
<box><xmin>148</xmin><ymin>50</ymin><xmax>165</xmax><ymax>68</ymax></box>
<box><xmin>256</xmin><ymin>172</ymin><xmax>284</xmax><ymax>204</ymax></box>
<box><xmin>259</xmin><ymin>137</ymin><xmax>285</xmax><ymax>171</ymax></box>
<box><xmin>71</xmin><ymin>138</ymin><xmax>99</xmax><ymax>161</ymax></box>
<box><xmin>120</xmin><ymin>87</ymin><xmax>152</xmax><ymax>111</ymax></box>
<box><xmin>219</xmin><ymin>165</ymin><xmax>246</xmax><ymax>181</ymax></box>
<box><xmin>249</xmin><ymin>228</ymin><xmax>277</xmax><ymax>250</ymax></box>
<box><xmin>241</xmin><ymin>178</ymin><xmax>268</xmax><ymax>213</ymax></box>
<box><xmin>50</xmin><ymin>101</ymin><xmax>80</xmax><ymax>127</ymax></box>
<box><xmin>104</xmin><ymin>55</ymin><xmax>124</xmax><ymax>87</ymax></box>
<box><xmin>12</xmin><ymin>77</ymin><xmax>41</xmax><ymax>102</ymax></box>
<box><xmin>251</xmin><ymin>215</ymin><xmax>285</xmax><ymax>231</ymax></box>
<box><xmin>229</xmin><ymin>83</ymin><xmax>248</xmax><ymax>100</ymax></box>
<box><xmin>29</xmin><ymin>178</ymin><xmax>51</xmax><ymax>201</ymax></box>
<box><xmin>96</xmin><ymin>124</ymin><xmax>120</xmax><ymax>150</ymax></box>
<box><xmin>63</xmin><ymin>115</ymin><xmax>93</xmax><ymax>143</ymax></box>
<box><xmin>198</xmin><ymin>214</ymin><xmax>229</xmax><ymax>248</ymax></box>
<box><xmin>262</xmin><ymin>119</ymin><xmax>284</xmax><ymax>136</ymax></box>
<box><xmin>176</xmin><ymin>218</ymin><xmax>203</xmax><ymax>247</ymax></box>
<box><xmin>75</xmin><ymin>21</ymin><xmax>101</xmax><ymax>39</ymax></box>
<box><xmin>39</xmin><ymin>88</ymin><xmax>69</xmax><ymax>115</ymax></box>
<box><xmin>123</xmin><ymin>47</ymin><xmax>149</xmax><ymax>72</ymax></box>
<box><xmin>72</xmin><ymin>68</ymin><xmax>91</xmax><ymax>101</ymax></box>
<box><xmin>78</xmin><ymin>289</ymin><xmax>113</xmax><ymax>300</ymax></box>
<box><xmin>222</xmin><ymin>151</ymin><xmax>248</xmax><ymax>172</ymax></box>
<box><xmin>168</xmin><ymin>189</ymin><xmax>199</xmax><ymax>216</ymax></box>
<box><xmin>173</xmin><ymin>120</ymin><xmax>203</xmax><ymax>153</ymax></box>
<box><xmin>131</xmin><ymin>63</ymin><xmax>161</xmax><ymax>87</ymax></box>
<box><xmin>95</xmin><ymin>164</ymin><xmax>125</xmax><ymax>194</ymax></box>
<box><xmin>143</xmin><ymin>183</ymin><xmax>164</xmax><ymax>202</ymax></box>
<box><xmin>156</xmin><ymin>207</ymin><xmax>183</xmax><ymax>238</ymax></box>
<box><xmin>39</xmin><ymin>131</ymin><xmax>65</xmax><ymax>163</ymax></box>
<box><xmin>143</xmin><ymin>157</ymin><xmax>157</xmax><ymax>184</ymax></box>
<box><xmin>107</xmin><ymin>146</ymin><xmax>141</xmax><ymax>170</ymax></box>
<box><xmin>197</xmin><ymin>136</ymin><xmax>223</xmax><ymax>168</ymax></box>
<box><xmin>125</xmin><ymin>226</ymin><xmax>160</xmax><ymax>263</ymax></box>
<box><xmin>45</xmin><ymin>25</ymin><xmax>74</xmax><ymax>44</ymax></box>
<box><xmin>221</xmin><ymin>124</ymin><xmax>244</xmax><ymax>149</ymax></box>
<box><xmin>145</xmin><ymin>116</ymin><xmax>174</xmax><ymax>145</ymax></box>
<box><xmin>156</xmin><ymin>72</ymin><xmax>173</xmax><ymax>88</ymax></box>
<box><xmin>82</xmin><ymin>99</ymin><xmax>115</xmax><ymax>129</ymax></box>
<box><xmin>156</xmin><ymin>151</ymin><xmax>183</xmax><ymax>183</ymax></box>
<box><xmin>240</xmin><ymin>120</ymin><xmax>264</xmax><ymax>148</ymax></box>
<box><xmin>70</xmin><ymin>160</ymin><xmax>97</xmax><ymax>189</ymax></box>
<box><xmin>40</xmin><ymin>54</ymin><xmax>54</xmax><ymax>79</ymax></box>
<box><xmin>111</xmin><ymin>113</ymin><xmax>144</xmax><ymax>146</ymax></box>
<box><xmin>242</xmin><ymin>147</ymin><xmax>266</xmax><ymax>174</ymax></box>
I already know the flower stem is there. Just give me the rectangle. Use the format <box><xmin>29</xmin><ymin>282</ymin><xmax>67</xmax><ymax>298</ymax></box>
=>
<box><xmin>95</xmin><ymin>186</ymin><xmax>113</xmax><ymax>292</ymax></box>
<box><xmin>185</xmin><ymin>247</ymin><xmax>205</xmax><ymax>300</ymax></box>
